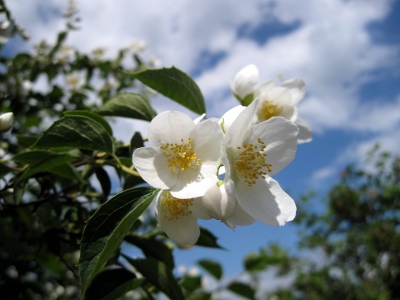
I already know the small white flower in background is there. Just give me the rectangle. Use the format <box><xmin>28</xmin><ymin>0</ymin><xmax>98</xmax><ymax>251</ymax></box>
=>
<box><xmin>0</xmin><ymin>21</ymin><xmax>14</xmax><ymax>44</ymax></box>
<box><xmin>221</xmin><ymin>99</ymin><xmax>298</xmax><ymax>226</ymax></box>
<box><xmin>154</xmin><ymin>190</ymin><xmax>211</xmax><ymax>248</ymax></box>
<box><xmin>0</xmin><ymin>112</ymin><xmax>14</xmax><ymax>132</ymax></box>
<box><xmin>66</xmin><ymin>71</ymin><xmax>85</xmax><ymax>90</ymax></box>
<box><xmin>132</xmin><ymin>110</ymin><xmax>224</xmax><ymax>199</ymax></box>
<box><xmin>230</xmin><ymin>64</ymin><xmax>312</xmax><ymax>143</ymax></box>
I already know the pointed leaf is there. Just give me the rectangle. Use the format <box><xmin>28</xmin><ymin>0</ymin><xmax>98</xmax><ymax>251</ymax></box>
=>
<box><xmin>64</xmin><ymin>110</ymin><xmax>113</xmax><ymax>136</ymax></box>
<box><xmin>97</xmin><ymin>93</ymin><xmax>157</xmax><ymax>121</ymax></box>
<box><xmin>95</xmin><ymin>167</ymin><xmax>111</xmax><ymax>199</ymax></box>
<box><xmin>129</xmin><ymin>131</ymin><xmax>144</xmax><ymax>157</ymax></box>
<box><xmin>228</xmin><ymin>282</ymin><xmax>256</xmax><ymax>300</ymax></box>
<box><xmin>16</xmin><ymin>135</ymin><xmax>39</xmax><ymax>148</ymax></box>
<box><xmin>132</xmin><ymin>67</ymin><xmax>206</xmax><ymax>115</ymax></box>
<box><xmin>196</xmin><ymin>227</ymin><xmax>225</xmax><ymax>249</ymax></box>
<box><xmin>79</xmin><ymin>187</ymin><xmax>158</xmax><ymax>298</ymax></box>
<box><xmin>85</xmin><ymin>268</ymin><xmax>137</xmax><ymax>300</ymax></box>
<box><xmin>180</xmin><ymin>275</ymin><xmax>202</xmax><ymax>293</ymax></box>
<box><xmin>32</xmin><ymin>115</ymin><xmax>114</xmax><ymax>153</ymax></box>
<box><xmin>48</xmin><ymin>163</ymin><xmax>84</xmax><ymax>182</ymax></box>
<box><xmin>124</xmin><ymin>256</ymin><xmax>185</xmax><ymax>300</ymax></box>
<box><xmin>197</xmin><ymin>259</ymin><xmax>223</xmax><ymax>280</ymax></box>
<box><xmin>124</xmin><ymin>234</ymin><xmax>174</xmax><ymax>269</ymax></box>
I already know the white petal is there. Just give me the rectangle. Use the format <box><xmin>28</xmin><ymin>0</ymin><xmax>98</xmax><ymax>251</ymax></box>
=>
<box><xmin>193</xmin><ymin>113</ymin><xmax>206</xmax><ymax>125</ymax></box>
<box><xmin>230</xmin><ymin>64</ymin><xmax>259</xmax><ymax>99</ymax></box>
<box><xmin>170</xmin><ymin>164</ymin><xmax>218</xmax><ymax>199</ymax></box>
<box><xmin>192</xmin><ymin>197</ymin><xmax>212</xmax><ymax>220</ymax></box>
<box><xmin>281</xmin><ymin>78</ymin><xmax>306</xmax><ymax>105</ymax></box>
<box><xmin>132</xmin><ymin>147</ymin><xmax>178</xmax><ymax>189</ymax></box>
<box><xmin>201</xmin><ymin>183</ymin><xmax>236</xmax><ymax>221</ymax></box>
<box><xmin>219</xmin><ymin>105</ymin><xmax>246</xmax><ymax>133</ymax></box>
<box><xmin>236</xmin><ymin>176</ymin><xmax>296</xmax><ymax>226</ymax></box>
<box><xmin>225</xmin><ymin>99</ymin><xmax>260</xmax><ymax>148</ymax></box>
<box><xmin>295</xmin><ymin>117</ymin><xmax>312</xmax><ymax>143</ymax></box>
<box><xmin>224</xmin><ymin>202</ymin><xmax>255</xmax><ymax>230</ymax></box>
<box><xmin>0</xmin><ymin>112</ymin><xmax>13</xmax><ymax>132</ymax></box>
<box><xmin>148</xmin><ymin>111</ymin><xmax>194</xmax><ymax>148</ymax></box>
<box><xmin>156</xmin><ymin>192</ymin><xmax>200</xmax><ymax>247</ymax></box>
<box><xmin>254</xmin><ymin>78</ymin><xmax>276</xmax><ymax>97</ymax></box>
<box><xmin>190</xmin><ymin>119</ymin><xmax>223</xmax><ymax>167</ymax></box>
<box><xmin>249</xmin><ymin>116</ymin><xmax>298</xmax><ymax>176</ymax></box>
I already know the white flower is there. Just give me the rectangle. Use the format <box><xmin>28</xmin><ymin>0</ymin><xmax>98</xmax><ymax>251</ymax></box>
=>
<box><xmin>219</xmin><ymin>105</ymin><xmax>246</xmax><ymax>133</ymax></box>
<box><xmin>0</xmin><ymin>112</ymin><xmax>14</xmax><ymax>132</ymax></box>
<box><xmin>65</xmin><ymin>71</ymin><xmax>85</xmax><ymax>90</ymax></box>
<box><xmin>231</xmin><ymin>65</ymin><xmax>312</xmax><ymax>143</ymax></box>
<box><xmin>224</xmin><ymin>201</ymin><xmax>255</xmax><ymax>230</ymax></box>
<box><xmin>132</xmin><ymin>111</ymin><xmax>224</xmax><ymax>199</ymax></box>
<box><xmin>221</xmin><ymin>99</ymin><xmax>298</xmax><ymax>226</ymax></box>
<box><xmin>154</xmin><ymin>190</ymin><xmax>211</xmax><ymax>247</ymax></box>
<box><xmin>200</xmin><ymin>181</ymin><xmax>236</xmax><ymax>222</ymax></box>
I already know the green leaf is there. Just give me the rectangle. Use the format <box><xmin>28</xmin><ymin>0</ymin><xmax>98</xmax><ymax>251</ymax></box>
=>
<box><xmin>16</xmin><ymin>135</ymin><xmax>39</xmax><ymax>148</ymax></box>
<box><xmin>95</xmin><ymin>167</ymin><xmax>111</xmax><ymax>199</ymax></box>
<box><xmin>18</xmin><ymin>153</ymin><xmax>77</xmax><ymax>181</ymax></box>
<box><xmin>78</xmin><ymin>187</ymin><xmax>158</xmax><ymax>298</ymax></box>
<box><xmin>196</xmin><ymin>227</ymin><xmax>225</xmax><ymax>249</ymax></box>
<box><xmin>197</xmin><ymin>259</ymin><xmax>223</xmax><ymax>280</ymax></box>
<box><xmin>124</xmin><ymin>234</ymin><xmax>174</xmax><ymax>269</ymax></box>
<box><xmin>228</xmin><ymin>282</ymin><xmax>256</xmax><ymax>300</ymax></box>
<box><xmin>12</xmin><ymin>150</ymin><xmax>54</xmax><ymax>165</ymax></box>
<box><xmin>64</xmin><ymin>110</ymin><xmax>113</xmax><ymax>136</ymax></box>
<box><xmin>32</xmin><ymin>115</ymin><xmax>114</xmax><ymax>153</ymax></box>
<box><xmin>84</xmin><ymin>268</ymin><xmax>137</xmax><ymax>300</ymax></box>
<box><xmin>244</xmin><ymin>253</ymin><xmax>267</xmax><ymax>272</ymax></box>
<box><xmin>48</xmin><ymin>163</ymin><xmax>84</xmax><ymax>182</ymax></box>
<box><xmin>132</xmin><ymin>67</ymin><xmax>206</xmax><ymax>115</ymax></box>
<box><xmin>180</xmin><ymin>275</ymin><xmax>202</xmax><ymax>293</ymax></box>
<box><xmin>124</xmin><ymin>256</ymin><xmax>185</xmax><ymax>300</ymax></box>
<box><xmin>129</xmin><ymin>131</ymin><xmax>144</xmax><ymax>157</ymax></box>
<box><xmin>97</xmin><ymin>93</ymin><xmax>157</xmax><ymax>122</ymax></box>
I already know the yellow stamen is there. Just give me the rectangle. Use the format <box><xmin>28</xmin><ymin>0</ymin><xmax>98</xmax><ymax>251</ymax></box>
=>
<box><xmin>160</xmin><ymin>138</ymin><xmax>202</xmax><ymax>173</ymax></box>
<box><xmin>162</xmin><ymin>193</ymin><xmax>194</xmax><ymax>221</ymax></box>
<box><xmin>258</xmin><ymin>100</ymin><xmax>282</xmax><ymax>121</ymax></box>
<box><xmin>234</xmin><ymin>138</ymin><xmax>272</xmax><ymax>186</ymax></box>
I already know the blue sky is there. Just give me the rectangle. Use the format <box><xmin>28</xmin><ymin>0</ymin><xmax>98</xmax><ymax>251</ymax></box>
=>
<box><xmin>5</xmin><ymin>0</ymin><xmax>400</xmax><ymax>285</ymax></box>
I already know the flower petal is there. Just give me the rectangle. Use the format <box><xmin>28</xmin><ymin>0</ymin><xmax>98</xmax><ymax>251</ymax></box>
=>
<box><xmin>225</xmin><ymin>99</ymin><xmax>260</xmax><ymax>148</ymax></box>
<box><xmin>148</xmin><ymin>111</ymin><xmax>194</xmax><ymax>148</ymax></box>
<box><xmin>192</xmin><ymin>197</ymin><xmax>212</xmax><ymax>220</ymax></box>
<box><xmin>249</xmin><ymin>116</ymin><xmax>298</xmax><ymax>176</ymax></box>
<box><xmin>219</xmin><ymin>105</ymin><xmax>246</xmax><ymax>133</ymax></box>
<box><xmin>255</xmin><ymin>78</ymin><xmax>275</xmax><ymax>96</ymax></box>
<box><xmin>156</xmin><ymin>192</ymin><xmax>200</xmax><ymax>247</ymax></box>
<box><xmin>132</xmin><ymin>147</ymin><xmax>178</xmax><ymax>189</ymax></box>
<box><xmin>170</xmin><ymin>164</ymin><xmax>218</xmax><ymax>199</ymax></box>
<box><xmin>235</xmin><ymin>176</ymin><xmax>296</xmax><ymax>226</ymax></box>
<box><xmin>281</xmin><ymin>78</ymin><xmax>306</xmax><ymax>105</ymax></box>
<box><xmin>295</xmin><ymin>117</ymin><xmax>312</xmax><ymax>143</ymax></box>
<box><xmin>190</xmin><ymin>119</ymin><xmax>223</xmax><ymax>167</ymax></box>
<box><xmin>224</xmin><ymin>202</ymin><xmax>255</xmax><ymax>230</ymax></box>
<box><xmin>200</xmin><ymin>183</ymin><xmax>236</xmax><ymax>221</ymax></box>
<box><xmin>230</xmin><ymin>64</ymin><xmax>259</xmax><ymax>99</ymax></box>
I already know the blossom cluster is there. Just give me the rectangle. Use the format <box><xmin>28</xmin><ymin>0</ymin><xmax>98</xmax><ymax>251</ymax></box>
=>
<box><xmin>132</xmin><ymin>65</ymin><xmax>312</xmax><ymax>247</ymax></box>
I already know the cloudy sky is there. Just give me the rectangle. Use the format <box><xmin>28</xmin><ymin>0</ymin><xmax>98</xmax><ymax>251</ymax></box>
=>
<box><xmin>6</xmin><ymin>0</ymin><xmax>400</xmax><ymax>281</ymax></box>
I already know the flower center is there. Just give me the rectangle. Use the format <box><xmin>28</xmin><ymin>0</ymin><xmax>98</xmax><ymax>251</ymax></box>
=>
<box><xmin>160</xmin><ymin>138</ymin><xmax>202</xmax><ymax>173</ymax></box>
<box><xmin>258</xmin><ymin>100</ymin><xmax>282</xmax><ymax>121</ymax></box>
<box><xmin>162</xmin><ymin>193</ymin><xmax>194</xmax><ymax>221</ymax></box>
<box><xmin>234</xmin><ymin>138</ymin><xmax>272</xmax><ymax>186</ymax></box>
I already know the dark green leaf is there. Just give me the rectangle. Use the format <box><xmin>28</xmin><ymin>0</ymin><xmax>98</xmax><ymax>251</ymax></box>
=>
<box><xmin>64</xmin><ymin>110</ymin><xmax>113</xmax><ymax>136</ymax></box>
<box><xmin>196</xmin><ymin>227</ymin><xmax>225</xmax><ymax>249</ymax></box>
<box><xmin>130</xmin><ymin>131</ymin><xmax>144</xmax><ymax>157</ymax></box>
<box><xmin>197</xmin><ymin>259</ymin><xmax>223</xmax><ymax>280</ymax></box>
<box><xmin>132</xmin><ymin>67</ymin><xmax>206</xmax><ymax>115</ymax></box>
<box><xmin>228</xmin><ymin>282</ymin><xmax>256</xmax><ymax>300</ymax></box>
<box><xmin>97</xmin><ymin>93</ymin><xmax>157</xmax><ymax>121</ymax></box>
<box><xmin>124</xmin><ymin>256</ymin><xmax>185</xmax><ymax>300</ymax></box>
<box><xmin>95</xmin><ymin>167</ymin><xmax>111</xmax><ymax>199</ymax></box>
<box><xmin>180</xmin><ymin>275</ymin><xmax>202</xmax><ymax>293</ymax></box>
<box><xmin>16</xmin><ymin>135</ymin><xmax>39</xmax><ymax>147</ymax></box>
<box><xmin>123</xmin><ymin>175</ymin><xmax>145</xmax><ymax>190</ymax></box>
<box><xmin>85</xmin><ymin>268</ymin><xmax>137</xmax><ymax>300</ymax></box>
<box><xmin>48</xmin><ymin>31</ymin><xmax>67</xmax><ymax>58</ymax></box>
<box><xmin>124</xmin><ymin>234</ymin><xmax>174</xmax><ymax>269</ymax></box>
<box><xmin>79</xmin><ymin>187</ymin><xmax>158</xmax><ymax>298</ymax></box>
<box><xmin>12</xmin><ymin>150</ymin><xmax>53</xmax><ymax>165</ymax></box>
<box><xmin>48</xmin><ymin>163</ymin><xmax>84</xmax><ymax>182</ymax></box>
<box><xmin>244</xmin><ymin>253</ymin><xmax>267</xmax><ymax>272</ymax></box>
<box><xmin>32</xmin><ymin>115</ymin><xmax>114</xmax><ymax>153</ymax></box>
<box><xmin>18</xmin><ymin>153</ymin><xmax>77</xmax><ymax>181</ymax></box>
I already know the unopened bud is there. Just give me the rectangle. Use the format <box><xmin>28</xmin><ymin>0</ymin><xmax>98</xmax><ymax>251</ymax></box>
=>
<box><xmin>0</xmin><ymin>112</ymin><xmax>14</xmax><ymax>132</ymax></box>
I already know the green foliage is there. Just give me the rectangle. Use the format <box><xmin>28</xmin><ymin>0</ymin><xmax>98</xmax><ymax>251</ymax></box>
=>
<box><xmin>132</xmin><ymin>66</ymin><xmax>207</xmax><ymax>115</ymax></box>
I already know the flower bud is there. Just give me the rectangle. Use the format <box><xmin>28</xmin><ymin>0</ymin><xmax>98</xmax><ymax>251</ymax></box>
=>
<box><xmin>0</xmin><ymin>112</ymin><xmax>14</xmax><ymax>132</ymax></box>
